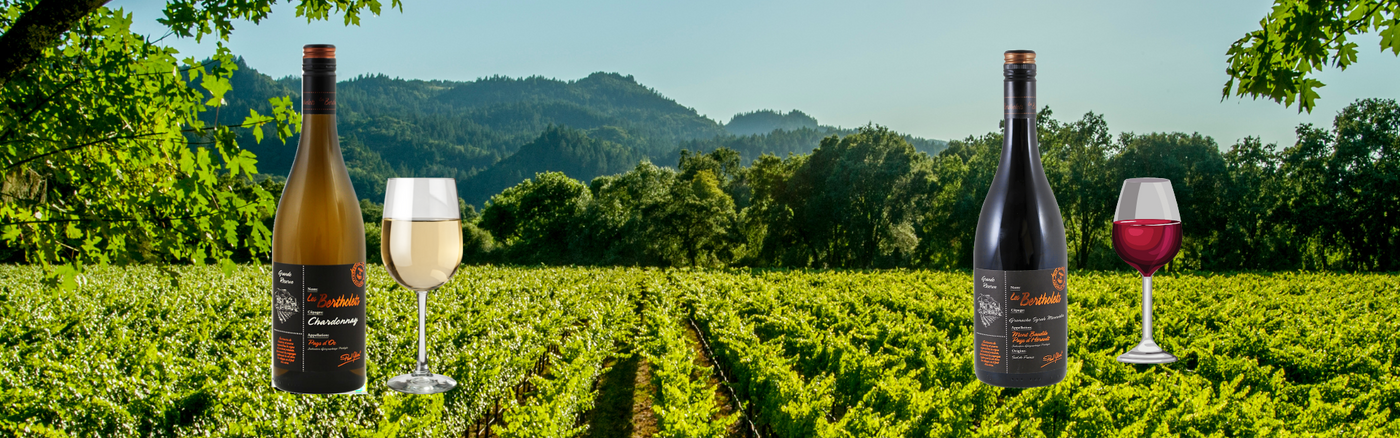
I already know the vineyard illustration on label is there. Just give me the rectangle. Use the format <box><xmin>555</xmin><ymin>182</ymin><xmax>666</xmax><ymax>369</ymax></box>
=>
<box><xmin>274</xmin><ymin>289</ymin><xmax>298</xmax><ymax>324</ymax></box>
<box><xmin>977</xmin><ymin>293</ymin><xmax>1002</xmax><ymax>327</ymax></box>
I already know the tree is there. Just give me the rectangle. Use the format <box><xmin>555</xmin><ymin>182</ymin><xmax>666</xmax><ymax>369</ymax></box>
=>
<box><xmin>677</xmin><ymin>147</ymin><xmax>748</xmax><ymax>208</ymax></box>
<box><xmin>1112</xmin><ymin>132</ymin><xmax>1228</xmax><ymax>271</ymax></box>
<box><xmin>579</xmin><ymin>160</ymin><xmax>677</xmax><ymax>265</ymax></box>
<box><xmin>769</xmin><ymin>126</ymin><xmax>933</xmax><ymax>268</ymax></box>
<box><xmin>478</xmin><ymin>171</ymin><xmax>590</xmax><ymax>263</ymax></box>
<box><xmin>919</xmin><ymin>130</ymin><xmax>1001</xmax><ymax>269</ymax></box>
<box><xmin>646</xmin><ymin>169</ymin><xmax>740</xmax><ymax>267</ymax></box>
<box><xmin>1216</xmin><ymin>136</ymin><xmax>1292</xmax><ymax>270</ymax></box>
<box><xmin>1038</xmin><ymin>109</ymin><xmax>1120</xmax><ymax>270</ymax></box>
<box><xmin>1279</xmin><ymin>98</ymin><xmax>1400</xmax><ymax>270</ymax></box>
<box><xmin>743</xmin><ymin>152</ymin><xmax>807</xmax><ymax>266</ymax></box>
<box><xmin>0</xmin><ymin>0</ymin><xmax>399</xmax><ymax>286</ymax></box>
<box><xmin>1223</xmin><ymin>0</ymin><xmax>1400</xmax><ymax>112</ymax></box>
<box><xmin>0</xmin><ymin>0</ymin><xmax>110</xmax><ymax>84</ymax></box>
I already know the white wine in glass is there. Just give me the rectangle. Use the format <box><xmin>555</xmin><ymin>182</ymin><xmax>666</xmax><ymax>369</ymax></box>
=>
<box><xmin>382</xmin><ymin>178</ymin><xmax>463</xmax><ymax>394</ymax></box>
<box><xmin>383</xmin><ymin>219</ymin><xmax>463</xmax><ymax>290</ymax></box>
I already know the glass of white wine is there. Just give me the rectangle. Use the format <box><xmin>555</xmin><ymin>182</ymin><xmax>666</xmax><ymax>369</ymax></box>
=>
<box><xmin>382</xmin><ymin>178</ymin><xmax>463</xmax><ymax>394</ymax></box>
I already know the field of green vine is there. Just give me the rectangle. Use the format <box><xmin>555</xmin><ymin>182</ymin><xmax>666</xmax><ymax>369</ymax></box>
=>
<box><xmin>0</xmin><ymin>265</ymin><xmax>1397</xmax><ymax>437</ymax></box>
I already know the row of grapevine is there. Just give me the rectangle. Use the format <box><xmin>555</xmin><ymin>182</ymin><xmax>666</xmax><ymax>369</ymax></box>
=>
<box><xmin>635</xmin><ymin>276</ymin><xmax>738</xmax><ymax>438</ymax></box>
<box><xmin>679</xmin><ymin>269</ymin><xmax>1400</xmax><ymax>437</ymax></box>
<box><xmin>494</xmin><ymin>270</ymin><xmax>640</xmax><ymax>438</ymax></box>
<box><xmin>681</xmin><ymin>269</ymin><xmax>992</xmax><ymax>437</ymax></box>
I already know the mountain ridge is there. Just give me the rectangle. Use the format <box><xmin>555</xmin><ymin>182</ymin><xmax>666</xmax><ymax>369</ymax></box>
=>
<box><xmin>216</xmin><ymin>57</ymin><xmax>946</xmax><ymax>205</ymax></box>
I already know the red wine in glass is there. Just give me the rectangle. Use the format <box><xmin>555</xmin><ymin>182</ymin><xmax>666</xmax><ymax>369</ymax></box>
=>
<box><xmin>1111</xmin><ymin>219</ymin><xmax>1182</xmax><ymax>277</ymax></box>
<box><xmin>1112</xmin><ymin>177</ymin><xmax>1180</xmax><ymax>364</ymax></box>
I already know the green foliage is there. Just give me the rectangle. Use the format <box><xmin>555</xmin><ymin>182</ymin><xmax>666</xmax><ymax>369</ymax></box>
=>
<box><xmin>681</xmin><ymin>268</ymin><xmax>1400</xmax><ymax>437</ymax></box>
<box><xmin>0</xmin><ymin>264</ymin><xmax>637</xmax><ymax>437</ymax></box>
<box><xmin>0</xmin><ymin>7</ymin><xmax>285</xmax><ymax>276</ymax></box>
<box><xmin>2</xmin><ymin>265</ymin><xmax>1397</xmax><ymax>436</ymax></box>
<box><xmin>758</xmin><ymin>126</ymin><xmax>934</xmax><ymax>268</ymax></box>
<box><xmin>0</xmin><ymin>0</ymin><xmax>398</xmax><ymax>286</ymax></box>
<box><xmin>646</xmin><ymin>169</ymin><xmax>741</xmax><ymax>267</ymax></box>
<box><xmin>577</xmin><ymin>160</ymin><xmax>679</xmax><ymax>265</ymax></box>
<box><xmin>1038</xmin><ymin>110</ymin><xmax>1119</xmax><ymax>270</ymax></box>
<box><xmin>159</xmin><ymin>0</ymin><xmax>403</xmax><ymax>43</ymax></box>
<box><xmin>1274</xmin><ymin>98</ymin><xmax>1400</xmax><ymax>270</ymax></box>
<box><xmin>461</xmin><ymin>221</ymin><xmax>495</xmax><ymax>262</ymax></box>
<box><xmin>467</xmin><ymin>101</ymin><xmax>1400</xmax><ymax>272</ymax></box>
<box><xmin>479</xmin><ymin>171</ymin><xmax>591</xmax><ymax>263</ymax></box>
<box><xmin>1224</xmin><ymin>0</ymin><xmax>1400</xmax><ymax>112</ymax></box>
<box><xmin>637</xmin><ymin>278</ymin><xmax>738</xmax><ymax>437</ymax></box>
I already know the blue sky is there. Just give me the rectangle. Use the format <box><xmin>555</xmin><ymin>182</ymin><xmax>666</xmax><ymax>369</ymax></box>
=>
<box><xmin>114</xmin><ymin>0</ymin><xmax>1399</xmax><ymax>147</ymax></box>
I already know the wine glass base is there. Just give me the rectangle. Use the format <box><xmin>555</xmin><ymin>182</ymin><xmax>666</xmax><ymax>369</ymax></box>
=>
<box><xmin>1117</xmin><ymin>347</ymin><xmax>1178</xmax><ymax>364</ymax></box>
<box><xmin>387</xmin><ymin>372</ymin><xmax>458</xmax><ymax>394</ymax></box>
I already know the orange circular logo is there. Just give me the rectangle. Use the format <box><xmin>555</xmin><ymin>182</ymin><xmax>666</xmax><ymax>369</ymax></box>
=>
<box><xmin>350</xmin><ymin>262</ymin><xmax>367</xmax><ymax>288</ymax></box>
<box><xmin>1051</xmin><ymin>267</ymin><xmax>1067</xmax><ymax>291</ymax></box>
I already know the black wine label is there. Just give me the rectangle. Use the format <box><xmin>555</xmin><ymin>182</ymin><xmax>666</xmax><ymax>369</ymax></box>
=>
<box><xmin>974</xmin><ymin>267</ymin><xmax>1068</xmax><ymax>374</ymax></box>
<box><xmin>272</xmin><ymin>262</ymin><xmax>367</xmax><ymax>374</ymax></box>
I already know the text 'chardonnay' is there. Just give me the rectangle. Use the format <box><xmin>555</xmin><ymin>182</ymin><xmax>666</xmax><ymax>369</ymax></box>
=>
<box><xmin>972</xmin><ymin>50</ymin><xmax>1069</xmax><ymax>388</ymax></box>
<box><xmin>271</xmin><ymin>44</ymin><xmax>368</xmax><ymax>394</ymax></box>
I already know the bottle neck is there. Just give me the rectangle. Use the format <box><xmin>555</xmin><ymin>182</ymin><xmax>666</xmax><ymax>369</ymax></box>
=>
<box><xmin>1002</xmin><ymin>73</ymin><xmax>1038</xmax><ymax>165</ymax></box>
<box><xmin>296</xmin><ymin>69</ymin><xmax>342</xmax><ymax>166</ymax></box>
<box><xmin>302</xmin><ymin>71</ymin><xmax>336</xmax><ymax>116</ymax></box>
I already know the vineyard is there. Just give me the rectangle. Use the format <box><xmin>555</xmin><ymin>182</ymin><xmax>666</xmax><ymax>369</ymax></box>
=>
<box><xmin>0</xmin><ymin>265</ymin><xmax>1397</xmax><ymax>437</ymax></box>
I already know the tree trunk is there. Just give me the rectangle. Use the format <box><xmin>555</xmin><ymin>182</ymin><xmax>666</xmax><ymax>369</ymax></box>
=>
<box><xmin>0</xmin><ymin>0</ymin><xmax>111</xmax><ymax>85</ymax></box>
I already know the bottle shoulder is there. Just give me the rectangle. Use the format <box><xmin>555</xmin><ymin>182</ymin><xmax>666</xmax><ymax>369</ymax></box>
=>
<box><xmin>973</xmin><ymin>166</ymin><xmax>1067</xmax><ymax>270</ymax></box>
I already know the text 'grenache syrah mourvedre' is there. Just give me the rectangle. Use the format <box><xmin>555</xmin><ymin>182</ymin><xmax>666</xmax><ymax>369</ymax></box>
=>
<box><xmin>271</xmin><ymin>44</ymin><xmax>368</xmax><ymax>394</ymax></box>
<box><xmin>972</xmin><ymin>50</ymin><xmax>1069</xmax><ymax>388</ymax></box>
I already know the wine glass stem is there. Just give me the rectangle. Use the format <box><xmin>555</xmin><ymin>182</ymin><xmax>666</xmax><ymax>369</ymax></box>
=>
<box><xmin>1140</xmin><ymin>275</ymin><xmax>1154</xmax><ymax>344</ymax></box>
<box><xmin>416</xmin><ymin>289</ymin><xmax>430</xmax><ymax>374</ymax></box>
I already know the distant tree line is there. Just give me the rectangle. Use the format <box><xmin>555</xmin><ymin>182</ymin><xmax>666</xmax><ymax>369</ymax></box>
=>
<box><xmin>7</xmin><ymin>99</ymin><xmax>1392</xmax><ymax>272</ymax></box>
<box><xmin>435</xmin><ymin>98</ymin><xmax>1399</xmax><ymax>272</ymax></box>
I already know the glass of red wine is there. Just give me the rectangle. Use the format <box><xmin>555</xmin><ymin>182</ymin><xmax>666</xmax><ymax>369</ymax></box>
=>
<box><xmin>1112</xmin><ymin>177</ymin><xmax>1183</xmax><ymax>364</ymax></box>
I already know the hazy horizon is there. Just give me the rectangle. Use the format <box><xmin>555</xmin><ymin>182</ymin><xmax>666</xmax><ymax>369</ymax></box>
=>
<box><xmin>115</xmin><ymin>0</ymin><xmax>1400</xmax><ymax>148</ymax></box>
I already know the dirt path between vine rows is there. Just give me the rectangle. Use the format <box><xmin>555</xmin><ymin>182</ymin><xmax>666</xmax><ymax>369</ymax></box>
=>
<box><xmin>579</xmin><ymin>319</ymin><xmax>749</xmax><ymax>438</ymax></box>
<box><xmin>682</xmin><ymin>319</ymin><xmax>750</xmax><ymax>438</ymax></box>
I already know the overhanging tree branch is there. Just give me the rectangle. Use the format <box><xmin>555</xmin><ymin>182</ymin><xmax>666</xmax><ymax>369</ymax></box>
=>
<box><xmin>0</xmin><ymin>0</ymin><xmax>112</xmax><ymax>86</ymax></box>
<box><xmin>0</xmin><ymin>210</ymin><xmax>225</xmax><ymax>227</ymax></box>
<box><xmin>3</xmin><ymin>131</ymin><xmax>161</xmax><ymax>171</ymax></box>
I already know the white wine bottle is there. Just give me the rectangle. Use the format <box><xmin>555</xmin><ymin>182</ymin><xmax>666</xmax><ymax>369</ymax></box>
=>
<box><xmin>271</xmin><ymin>44</ymin><xmax>368</xmax><ymax>394</ymax></box>
<box><xmin>972</xmin><ymin>50</ymin><xmax>1069</xmax><ymax>388</ymax></box>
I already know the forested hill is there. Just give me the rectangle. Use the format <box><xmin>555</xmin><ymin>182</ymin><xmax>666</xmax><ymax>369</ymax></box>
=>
<box><xmin>726</xmin><ymin>109</ymin><xmax>819</xmax><ymax>135</ymax></box>
<box><xmin>218</xmin><ymin>58</ymin><xmax>945</xmax><ymax>204</ymax></box>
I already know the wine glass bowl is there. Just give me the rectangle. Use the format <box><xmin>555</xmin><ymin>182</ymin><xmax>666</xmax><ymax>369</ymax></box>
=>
<box><xmin>1113</xmin><ymin>178</ymin><xmax>1181</xmax><ymax>364</ymax></box>
<box><xmin>382</xmin><ymin>178</ymin><xmax>464</xmax><ymax>394</ymax></box>
<box><xmin>1111</xmin><ymin>219</ymin><xmax>1182</xmax><ymax>277</ymax></box>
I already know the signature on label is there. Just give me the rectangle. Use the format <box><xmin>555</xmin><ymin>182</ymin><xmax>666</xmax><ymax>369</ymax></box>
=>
<box><xmin>339</xmin><ymin>351</ymin><xmax>362</xmax><ymax>367</ymax></box>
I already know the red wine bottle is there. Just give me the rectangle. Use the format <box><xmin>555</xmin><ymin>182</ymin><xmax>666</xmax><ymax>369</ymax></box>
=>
<box><xmin>972</xmin><ymin>50</ymin><xmax>1068</xmax><ymax>388</ymax></box>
